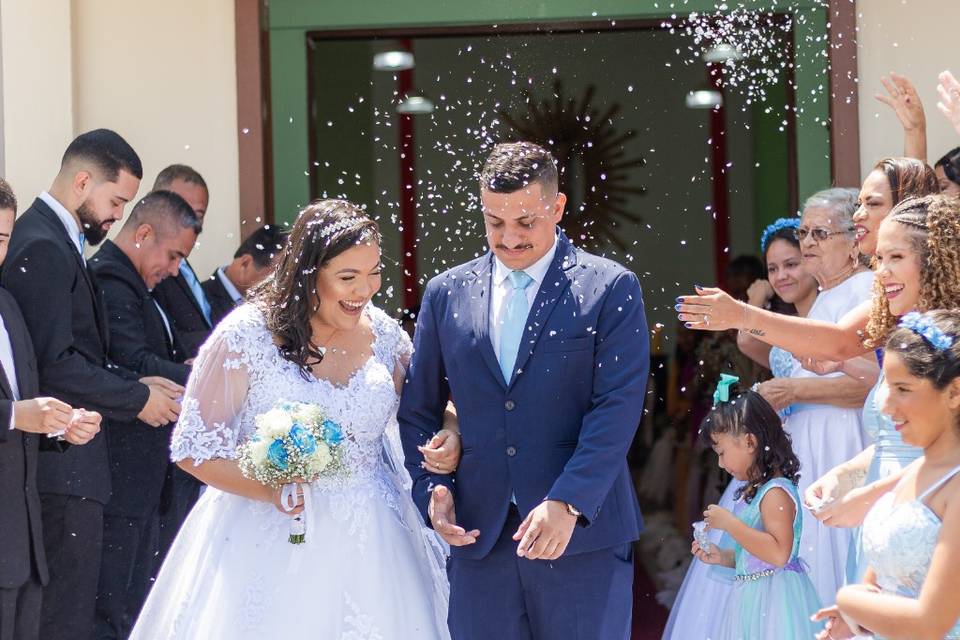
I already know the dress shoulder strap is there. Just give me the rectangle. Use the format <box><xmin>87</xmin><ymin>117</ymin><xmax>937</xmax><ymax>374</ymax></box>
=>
<box><xmin>918</xmin><ymin>463</ymin><xmax>960</xmax><ymax>502</ymax></box>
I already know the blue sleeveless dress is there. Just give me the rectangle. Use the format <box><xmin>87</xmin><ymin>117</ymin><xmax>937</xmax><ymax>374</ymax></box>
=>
<box><xmin>845</xmin><ymin>376</ymin><xmax>923</xmax><ymax>583</ymax></box>
<box><xmin>715</xmin><ymin>478</ymin><xmax>823</xmax><ymax>639</ymax></box>
<box><xmin>861</xmin><ymin>464</ymin><xmax>960</xmax><ymax>638</ymax></box>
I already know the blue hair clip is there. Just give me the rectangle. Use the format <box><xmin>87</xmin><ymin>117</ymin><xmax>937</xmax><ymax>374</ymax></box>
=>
<box><xmin>713</xmin><ymin>373</ymin><xmax>740</xmax><ymax>406</ymax></box>
<box><xmin>899</xmin><ymin>312</ymin><xmax>954</xmax><ymax>352</ymax></box>
<box><xmin>760</xmin><ymin>218</ymin><xmax>801</xmax><ymax>253</ymax></box>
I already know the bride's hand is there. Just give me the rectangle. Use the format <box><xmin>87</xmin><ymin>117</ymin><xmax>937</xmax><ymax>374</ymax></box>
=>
<box><xmin>419</xmin><ymin>429</ymin><xmax>461</xmax><ymax>475</ymax></box>
<box><xmin>269</xmin><ymin>480</ymin><xmax>305</xmax><ymax>517</ymax></box>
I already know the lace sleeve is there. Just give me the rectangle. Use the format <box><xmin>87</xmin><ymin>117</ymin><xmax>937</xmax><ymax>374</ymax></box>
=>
<box><xmin>170</xmin><ymin>329</ymin><xmax>251</xmax><ymax>465</ymax></box>
<box><xmin>370</xmin><ymin>306</ymin><xmax>414</xmax><ymax>383</ymax></box>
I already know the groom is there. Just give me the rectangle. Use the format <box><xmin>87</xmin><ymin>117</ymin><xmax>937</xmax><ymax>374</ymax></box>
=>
<box><xmin>399</xmin><ymin>141</ymin><xmax>648</xmax><ymax>639</ymax></box>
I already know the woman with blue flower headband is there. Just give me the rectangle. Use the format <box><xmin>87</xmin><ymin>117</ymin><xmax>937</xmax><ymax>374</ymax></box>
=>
<box><xmin>814</xmin><ymin>309</ymin><xmax>960</xmax><ymax>639</ymax></box>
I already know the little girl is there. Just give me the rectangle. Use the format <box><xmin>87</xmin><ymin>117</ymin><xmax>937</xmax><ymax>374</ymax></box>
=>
<box><xmin>692</xmin><ymin>375</ymin><xmax>822</xmax><ymax>639</ymax></box>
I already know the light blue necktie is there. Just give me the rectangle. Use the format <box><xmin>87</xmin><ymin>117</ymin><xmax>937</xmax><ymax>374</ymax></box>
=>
<box><xmin>499</xmin><ymin>270</ymin><xmax>533</xmax><ymax>383</ymax></box>
<box><xmin>180</xmin><ymin>262</ymin><xmax>213</xmax><ymax>326</ymax></box>
<box><xmin>78</xmin><ymin>233</ymin><xmax>85</xmax><ymax>262</ymax></box>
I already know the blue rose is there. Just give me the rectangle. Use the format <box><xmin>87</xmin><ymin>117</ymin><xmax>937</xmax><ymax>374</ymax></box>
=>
<box><xmin>289</xmin><ymin>424</ymin><xmax>317</xmax><ymax>455</ymax></box>
<box><xmin>322</xmin><ymin>419</ymin><xmax>344</xmax><ymax>445</ymax></box>
<box><xmin>267</xmin><ymin>438</ymin><xmax>289</xmax><ymax>469</ymax></box>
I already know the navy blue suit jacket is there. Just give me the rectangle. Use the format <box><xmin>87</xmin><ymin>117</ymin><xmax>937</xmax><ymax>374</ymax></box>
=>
<box><xmin>399</xmin><ymin>231</ymin><xmax>648</xmax><ymax>560</ymax></box>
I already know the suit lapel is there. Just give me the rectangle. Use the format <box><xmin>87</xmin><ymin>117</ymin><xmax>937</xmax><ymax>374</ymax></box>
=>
<box><xmin>509</xmin><ymin>233</ymin><xmax>578</xmax><ymax>388</ymax></box>
<box><xmin>35</xmin><ymin>204</ymin><xmax>110</xmax><ymax>347</ymax></box>
<box><xmin>467</xmin><ymin>254</ymin><xmax>506</xmax><ymax>389</ymax></box>
<box><xmin>0</xmin><ymin>296</ymin><xmax>21</xmax><ymax>400</ymax></box>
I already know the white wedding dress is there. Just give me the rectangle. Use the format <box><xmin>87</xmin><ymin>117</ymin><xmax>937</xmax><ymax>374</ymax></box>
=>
<box><xmin>130</xmin><ymin>303</ymin><xmax>449</xmax><ymax>640</ymax></box>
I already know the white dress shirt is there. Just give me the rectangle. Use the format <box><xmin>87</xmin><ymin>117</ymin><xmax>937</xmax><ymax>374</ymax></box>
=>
<box><xmin>489</xmin><ymin>234</ymin><xmax>558</xmax><ymax>363</ymax></box>
<box><xmin>216</xmin><ymin>267</ymin><xmax>243</xmax><ymax>304</ymax></box>
<box><xmin>0</xmin><ymin>314</ymin><xmax>20</xmax><ymax>430</ymax></box>
<box><xmin>39</xmin><ymin>191</ymin><xmax>85</xmax><ymax>260</ymax></box>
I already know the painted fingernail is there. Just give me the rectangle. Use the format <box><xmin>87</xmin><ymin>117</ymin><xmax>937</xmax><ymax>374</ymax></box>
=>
<box><xmin>674</xmin><ymin>304</ymin><xmax>682</xmax><ymax>311</ymax></box>
<box><xmin>685</xmin><ymin>323</ymin><xmax>693</xmax><ymax>328</ymax></box>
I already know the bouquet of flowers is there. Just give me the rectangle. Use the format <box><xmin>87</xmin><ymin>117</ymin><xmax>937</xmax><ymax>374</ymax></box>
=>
<box><xmin>237</xmin><ymin>401</ymin><xmax>347</xmax><ymax>543</ymax></box>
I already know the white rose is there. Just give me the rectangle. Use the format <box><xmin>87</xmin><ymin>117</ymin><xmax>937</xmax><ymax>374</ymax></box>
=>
<box><xmin>249</xmin><ymin>437</ymin><xmax>271</xmax><ymax>465</ymax></box>
<box><xmin>256</xmin><ymin>409</ymin><xmax>293</xmax><ymax>439</ymax></box>
<box><xmin>307</xmin><ymin>442</ymin><xmax>332</xmax><ymax>475</ymax></box>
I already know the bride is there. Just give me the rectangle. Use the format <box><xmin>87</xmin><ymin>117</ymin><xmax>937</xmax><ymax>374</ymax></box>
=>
<box><xmin>132</xmin><ymin>199</ymin><xmax>456</xmax><ymax>639</ymax></box>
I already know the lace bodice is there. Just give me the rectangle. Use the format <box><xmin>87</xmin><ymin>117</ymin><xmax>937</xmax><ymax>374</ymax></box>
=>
<box><xmin>861</xmin><ymin>466</ymin><xmax>960</xmax><ymax>638</ymax></box>
<box><xmin>170</xmin><ymin>303</ymin><xmax>412</xmax><ymax>489</ymax></box>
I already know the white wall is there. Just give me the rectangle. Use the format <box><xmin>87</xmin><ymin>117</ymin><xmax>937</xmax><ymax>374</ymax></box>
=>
<box><xmin>0</xmin><ymin>0</ymin><xmax>74</xmax><ymax>204</ymax></box>
<box><xmin>70</xmin><ymin>0</ymin><xmax>240</xmax><ymax>278</ymax></box>
<box><xmin>857</xmin><ymin>0</ymin><xmax>960</xmax><ymax>177</ymax></box>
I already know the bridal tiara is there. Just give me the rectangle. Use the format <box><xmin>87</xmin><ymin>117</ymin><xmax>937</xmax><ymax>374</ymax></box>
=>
<box><xmin>318</xmin><ymin>217</ymin><xmax>366</xmax><ymax>239</ymax></box>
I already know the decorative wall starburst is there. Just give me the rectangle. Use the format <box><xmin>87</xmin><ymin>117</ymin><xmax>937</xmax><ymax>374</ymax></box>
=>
<box><xmin>499</xmin><ymin>80</ymin><xmax>646</xmax><ymax>250</ymax></box>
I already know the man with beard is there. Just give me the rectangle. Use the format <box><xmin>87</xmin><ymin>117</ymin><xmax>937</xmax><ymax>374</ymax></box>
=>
<box><xmin>1</xmin><ymin>129</ymin><xmax>183</xmax><ymax>640</ymax></box>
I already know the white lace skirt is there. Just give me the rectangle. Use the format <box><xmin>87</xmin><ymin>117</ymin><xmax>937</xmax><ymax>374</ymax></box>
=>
<box><xmin>131</xmin><ymin>478</ymin><xmax>449</xmax><ymax>640</ymax></box>
<box><xmin>784</xmin><ymin>405</ymin><xmax>866</xmax><ymax>607</ymax></box>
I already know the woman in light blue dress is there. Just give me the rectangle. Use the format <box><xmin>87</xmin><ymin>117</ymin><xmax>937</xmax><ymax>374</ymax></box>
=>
<box><xmin>814</xmin><ymin>310</ymin><xmax>960</xmax><ymax>639</ymax></box>
<box><xmin>804</xmin><ymin>196</ymin><xmax>960</xmax><ymax>582</ymax></box>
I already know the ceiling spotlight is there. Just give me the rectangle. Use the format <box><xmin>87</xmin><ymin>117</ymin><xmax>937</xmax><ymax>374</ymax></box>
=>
<box><xmin>703</xmin><ymin>43</ymin><xmax>744</xmax><ymax>64</ymax></box>
<box><xmin>396</xmin><ymin>94</ymin><xmax>434</xmax><ymax>115</ymax></box>
<box><xmin>373</xmin><ymin>51</ymin><xmax>414</xmax><ymax>71</ymax></box>
<box><xmin>686</xmin><ymin>89</ymin><xmax>723</xmax><ymax>109</ymax></box>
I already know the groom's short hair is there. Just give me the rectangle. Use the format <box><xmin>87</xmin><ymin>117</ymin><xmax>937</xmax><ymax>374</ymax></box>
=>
<box><xmin>480</xmin><ymin>141</ymin><xmax>558</xmax><ymax>194</ymax></box>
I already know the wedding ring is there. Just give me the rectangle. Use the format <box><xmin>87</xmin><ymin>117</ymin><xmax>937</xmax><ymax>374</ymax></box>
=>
<box><xmin>704</xmin><ymin>315</ymin><xmax>710</xmax><ymax>325</ymax></box>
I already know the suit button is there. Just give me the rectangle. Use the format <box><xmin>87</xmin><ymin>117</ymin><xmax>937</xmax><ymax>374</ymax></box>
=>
<box><xmin>506</xmin><ymin>446</ymin><xmax>517</xmax><ymax>457</ymax></box>
<box><xmin>504</xmin><ymin>400</ymin><xmax>515</xmax><ymax>411</ymax></box>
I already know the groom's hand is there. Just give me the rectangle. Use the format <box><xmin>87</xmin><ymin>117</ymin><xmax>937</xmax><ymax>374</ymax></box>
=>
<box><xmin>513</xmin><ymin>500</ymin><xmax>577</xmax><ymax>560</ymax></box>
<box><xmin>428</xmin><ymin>485</ymin><xmax>479</xmax><ymax>546</ymax></box>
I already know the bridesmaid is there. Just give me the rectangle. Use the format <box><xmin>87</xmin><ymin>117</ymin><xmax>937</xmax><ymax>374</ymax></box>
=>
<box><xmin>814</xmin><ymin>310</ymin><xmax>960</xmax><ymax>639</ymax></box>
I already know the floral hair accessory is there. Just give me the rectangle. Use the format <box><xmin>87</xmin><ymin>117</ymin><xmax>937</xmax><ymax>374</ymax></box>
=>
<box><xmin>713</xmin><ymin>373</ymin><xmax>740</xmax><ymax>406</ymax></box>
<box><xmin>899</xmin><ymin>311</ymin><xmax>954</xmax><ymax>352</ymax></box>
<box><xmin>760</xmin><ymin>217</ymin><xmax>801</xmax><ymax>253</ymax></box>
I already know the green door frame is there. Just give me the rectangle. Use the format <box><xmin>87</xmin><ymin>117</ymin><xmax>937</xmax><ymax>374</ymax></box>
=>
<box><xmin>263</xmin><ymin>0</ymin><xmax>846</xmax><ymax>225</ymax></box>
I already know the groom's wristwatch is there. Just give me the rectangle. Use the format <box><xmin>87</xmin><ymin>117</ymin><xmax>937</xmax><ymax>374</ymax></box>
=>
<box><xmin>564</xmin><ymin>502</ymin><xmax>582</xmax><ymax>518</ymax></box>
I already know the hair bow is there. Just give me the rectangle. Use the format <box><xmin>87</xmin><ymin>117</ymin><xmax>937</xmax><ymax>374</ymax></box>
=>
<box><xmin>713</xmin><ymin>373</ymin><xmax>740</xmax><ymax>406</ymax></box>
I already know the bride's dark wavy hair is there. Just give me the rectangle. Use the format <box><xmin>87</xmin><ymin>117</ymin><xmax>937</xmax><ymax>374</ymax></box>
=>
<box><xmin>250</xmin><ymin>199</ymin><xmax>380</xmax><ymax>379</ymax></box>
<box><xmin>699</xmin><ymin>385</ymin><xmax>801</xmax><ymax>503</ymax></box>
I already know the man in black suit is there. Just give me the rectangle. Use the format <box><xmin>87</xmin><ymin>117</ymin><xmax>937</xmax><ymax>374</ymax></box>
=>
<box><xmin>148</xmin><ymin>165</ymin><xmax>213</xmax><ymax>563</ymax></box>
<box><xmin>0</xmin><ymin>178</ymin><xmax>102</xmax><ymax>640</ymax></box>
<box><xmin>202</xmin><ymin>223</ymin><xmax>287</xmax><ymax>325</ymax></box>
<box><xmin>1</xmin><ymin>130</ymin><xmax>183</xmax><ymax>640</ymax></box>
<box><xmin>150</xmin><ymin>165</ymin><xmax>211</xmax><ymax>358</ymax></box>
<box><xmin>90</xmin><ymin>191</ymin><xmax>200</xmax><ymax>639</ymax></box>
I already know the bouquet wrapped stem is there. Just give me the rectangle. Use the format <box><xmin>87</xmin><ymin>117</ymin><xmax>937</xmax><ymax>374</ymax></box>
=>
<box><xmin>237</xmin><ymin>402</ymin><xmax>347</xmax><ymax>545</ymax></box>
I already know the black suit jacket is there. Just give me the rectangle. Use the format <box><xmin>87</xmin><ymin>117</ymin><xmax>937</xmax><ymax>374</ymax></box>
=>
<box><xmin>90</xmin><ymin>241</ymin><xmax>192</xmax><ymax>517</ymax></box>
<box><xmin>152</xmin><ymin>261</ymin><xmax>212</xmax><ymax>358</ymax></box>
<box><xmin>201</xmin><ymin>269</ymin><xmax>239</xmax><ymax>326</ymax></box>
<box><xmin>0</xmin><ymin>288</ymin><xmax>48</xmax><ymax>589</ymax></box>
<box><xmin>1</xmin><ymin>199</ymin><xmax>150</xmax><ymax>505</ymax></box>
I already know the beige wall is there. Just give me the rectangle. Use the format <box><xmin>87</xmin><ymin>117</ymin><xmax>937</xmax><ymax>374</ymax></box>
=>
<box><xmin>71</xmin><ymin>0</ymin><xmax>241</xmax><ymax>278</ymax></box>
<box><xmin>857</xmin><ymin>0</ymin><xmax>960</xmax><ymax>178</ymax></box>
<box><xmin>0</xmin><ymin>0</ymin><xmax>241</xmax><ymax>278</ymax></box>
<box><xmin>0</xmin><ymin>0</ymin><xmax>74</xmax><ymax>203</ymax></box>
